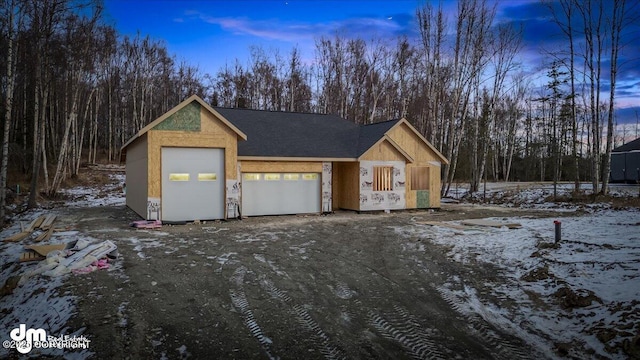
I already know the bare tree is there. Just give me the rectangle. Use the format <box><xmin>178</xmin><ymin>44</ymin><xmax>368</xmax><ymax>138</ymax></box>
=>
<box><xmin>601</xmin><ymin>0</ymin><xmax>634</xmax><ymax>195</ymax></box>
<box><xmin>0</xmin><ymin>0</ymin><xmax>24</xmax><ymax>222</ymax></box>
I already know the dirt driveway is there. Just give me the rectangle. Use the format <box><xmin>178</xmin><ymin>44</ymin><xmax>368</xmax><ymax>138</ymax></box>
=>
<box><xmin>61</xmin><ymin>204</ymin><xmax>562</xmax><ymax>359</ymax></box>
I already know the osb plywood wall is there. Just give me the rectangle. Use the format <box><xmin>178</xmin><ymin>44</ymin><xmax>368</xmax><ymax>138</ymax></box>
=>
<box><xmin>359</xmin><ymin>140</ymin><xmax>406</xmax><ymax>162</ymax></box>
<box><xmin>333</xmin><ymin>162</ymin><xmax>360</xmax><ymax>210</ymax></box>
<box><xmin>387</xmin><ymin>123</ymin><xmax>443</xmax><ymax>208</ymax></box>
<box><xmin>405</xmin><ymin>162</ymin><xmax>442</xmax><ymax>208</ymax></box>
<box><xmin>239</xmin><ymin>161</ymin><xmax>322</xmax><ymax>173</ymax></box>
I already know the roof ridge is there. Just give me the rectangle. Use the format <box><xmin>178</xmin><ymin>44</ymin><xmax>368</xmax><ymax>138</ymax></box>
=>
<box><xmin>360</xmin><ymin>118</ymin><xmax>401</xmax><ymax>127</ymax></box>
<box><xmin>213</xmin><ymin>106</ymin><xmax>336</xmax><ymax>117</ymax></box>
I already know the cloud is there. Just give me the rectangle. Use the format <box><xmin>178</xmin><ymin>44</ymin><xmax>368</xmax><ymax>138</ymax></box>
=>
<box><xmin>186</xmin><ymin>10</ymin><xmax>413</xmax><ymax>44</ymax></box>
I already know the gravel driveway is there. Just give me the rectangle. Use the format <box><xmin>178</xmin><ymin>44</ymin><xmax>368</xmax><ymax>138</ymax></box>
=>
<box><xmin>61</xmin><ymin>204</ymin><xmax>555</xmax><ymax>359</ymax></box>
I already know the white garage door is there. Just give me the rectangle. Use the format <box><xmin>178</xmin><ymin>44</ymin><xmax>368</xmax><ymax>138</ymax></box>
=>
<box><xmin>161</xmin><ymin>147</ymin><xmax>225</xmax><ymax>221</ymax></box>
<box><xmin>241</xmin><ymin>173</ymin><xmax>321</xmax><ymax>216</ymax></box>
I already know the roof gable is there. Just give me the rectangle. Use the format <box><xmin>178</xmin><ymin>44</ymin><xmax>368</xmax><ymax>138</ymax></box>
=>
<box><xmin>356</xmin><ymin>120</ymin><xmax>401</xmax><ymax>156</ymax></box>
<box><xmin>359</xmin><ymin>119</ymin><xmax>449</xmax><ymax>164</ymax></box>
<box><xmin>121</xmin><ymin>95</ymin><xmax>247</xmax><ymax>151</ymax></box>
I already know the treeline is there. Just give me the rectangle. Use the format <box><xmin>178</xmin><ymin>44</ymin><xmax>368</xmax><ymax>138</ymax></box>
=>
<box><xmin>0</xmin><ymin>0</ymin><xmax>637</xmax><ymax>221</ymax></box>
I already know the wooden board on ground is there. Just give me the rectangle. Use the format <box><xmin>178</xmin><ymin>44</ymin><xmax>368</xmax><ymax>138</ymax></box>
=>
<box><xmin>40</xmin><ymin>214</ymin><xmax>57</xmax><ymax>230</ymax></box>
<box><xmin>34</xmin><ymin>227</ymin><xmax>55</xmax><ymax>242</ymax></box>
<box><xmin>25</xmin><ymin>243</ymin><xmax>67</xmax><ymax>256</ymax></box>
<box><xmin>416</xmin><ymin>221</ymin><xmax>468</xmax><ymax>231</ymax></box>
<box><xmin>19</xmin><ymin>251</ymin><xmax>45</xmax><ymax>262</ymax></box>
<box><xmin>31</xmin><ymin>216</ymin><xmax>46</xmax><ymax>230</ymax></box>
<box><xmin>3</xmin><ymin>231</ymin><xmax>30</xmax><ymax>243</ymax></box>
<box><xmin>460</xmin><ymin>219</ymin><xmax>522</xmax><ymax>229</ymax></box>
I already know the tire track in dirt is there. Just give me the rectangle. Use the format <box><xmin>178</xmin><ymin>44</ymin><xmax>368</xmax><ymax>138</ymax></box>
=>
<box><xmin>365</xmin><ymin>303</ymin><xmax>446</xmax><ymax>360</ymax></box>
<box><xmin>436</xmin><ymin>287</ymin><xmax>531</xmax><ymax>360</ymax></box>
<box><xmin>228</xmin><ymin>266</ymin><xmax>279</xmax><ymax>360</ymax></box>
<box><xmin>260</xmin><ymin>277</ymin><xmax>347</xmax><ymax>360</ymax></box>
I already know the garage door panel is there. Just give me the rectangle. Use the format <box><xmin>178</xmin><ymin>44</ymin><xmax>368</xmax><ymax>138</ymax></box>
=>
<box><xmin>242</xmin><ymin>173</ymin><xmax>320</xmax><ymax>216</ymax></box>
<box><xmin>162</xmin><ymin>148</ymin><xmax>225</xmax><ymax>221</ymax></box>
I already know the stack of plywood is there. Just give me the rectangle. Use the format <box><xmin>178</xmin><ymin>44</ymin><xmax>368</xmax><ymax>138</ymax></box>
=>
<box><xmin>2</xmin><ymin>214</ymin><xmax>57</xmax><ymax>243</ymax></box>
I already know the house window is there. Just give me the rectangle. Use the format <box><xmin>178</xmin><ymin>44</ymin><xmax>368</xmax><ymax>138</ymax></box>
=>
<box><xmin>198</xmin><ymin>173</ymin><xmax>217</xmax><ymax>181</ymax></box>
<box><xmin>243</xmin><ymin>173</ymin><xmax>260</xmax><ymax>181</ymax></box>
<box><xmin>169</xmin><ymin>173</ymin><xmax>190</xmax><ymax>181</ymax></box>
<box><xmin>411</xmin><ymin>166</ymin><xmax>430</xmax><ymax>190</ymax></box>
<box><xmin>373</xmin><ymin>166</ymin><xmax>393</xmax><ymax>191</ymax></box>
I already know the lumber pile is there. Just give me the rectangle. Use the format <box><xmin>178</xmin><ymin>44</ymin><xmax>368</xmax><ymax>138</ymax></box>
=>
<box><xmin>2</xmin><ymin>214</ymin><xmax>57</xmax><ymax>243</ymax></box>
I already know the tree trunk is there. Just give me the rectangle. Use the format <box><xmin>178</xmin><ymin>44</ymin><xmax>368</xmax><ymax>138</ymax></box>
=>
<box><xmin>1</xmin><ymin>0</ymin><xmax>19</xmax><ymax>222</ymax></box>
<box><xmin>600</xmin><ymin>0</ymin><xmax>625</xmax><ymax>195</ymax></box>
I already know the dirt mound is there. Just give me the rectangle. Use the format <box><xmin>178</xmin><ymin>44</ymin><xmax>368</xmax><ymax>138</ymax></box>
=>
<box><xmin>553</xmin><ymin>286</ymin><xmax>602</xmax><ymax>309</ymax></box>
<box><xmin>521</xmin><ymin>265</ymin><xmax>554</xmax><ymax>282</ymax></box>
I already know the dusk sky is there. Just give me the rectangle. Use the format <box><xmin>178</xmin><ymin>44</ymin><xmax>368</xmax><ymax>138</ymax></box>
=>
<box><xmin>103</xmin><ymin>0</ymin><xmax>640</xmax><ymax>127</ymax></box>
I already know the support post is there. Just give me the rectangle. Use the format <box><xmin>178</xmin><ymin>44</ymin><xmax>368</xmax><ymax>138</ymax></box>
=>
<box><xmin>554</xmin><ymin>220</ymin><xmax>561</xmax><ymax>243</ymax></box>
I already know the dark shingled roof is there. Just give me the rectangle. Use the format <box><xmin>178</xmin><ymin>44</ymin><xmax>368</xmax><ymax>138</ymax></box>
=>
<box><xmin>214</xmin><ymin>107</ymin><xmax>401</xmax><ymax>158</ymax></box>
<box><xmin>357</xmin><ymin>120</ymin><xmax>401</xmax><ymax>155</ymax></box>
<box><xmin>613</xmin><ymin>137</ymin><xmax>640</xmax><ymax>153</ymax></box>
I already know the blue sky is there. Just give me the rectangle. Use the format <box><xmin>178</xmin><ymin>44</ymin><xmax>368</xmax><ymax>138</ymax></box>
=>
<box><xmin>104</xmin><ymin>0</ymin><xmax>640</xmax><ymax>126</ymax></box>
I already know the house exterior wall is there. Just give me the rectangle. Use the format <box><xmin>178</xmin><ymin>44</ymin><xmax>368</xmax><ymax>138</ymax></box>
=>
<box><xmin>322</xmin><ymin>162</ymin><xmax>332</xmax><ymax>212</ymax></box>
<box><xmin>387</xmin><ymin>123</ymin><xmax>443</xmax><ymax>208</ymax></box>
<box><xmin>125</xmin><ymin>134</ymin><xmax>148</xmax><ymax>218</ymax></box>
<box><xmin>359</xmin><ymin>160</ymin><xmax>406</xmax><ymax>211</ymax></box>
<box><xmin>146</xmin><ymin>106</ymin><xmax>239</xmax><ymax>219</ymax></box>
<box><xmin>333</xmin><ymin>162</ymin><xmax>360</xmax><ymax>210</ymax></box>
<box><xmin>358</xmin><ymin>140</ymin><xmax>406</xmax><ymax>162</ymax></box>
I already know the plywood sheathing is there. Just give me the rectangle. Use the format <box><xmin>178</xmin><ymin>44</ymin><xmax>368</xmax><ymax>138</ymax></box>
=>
<box><xmin>358</xmin><ymin>140</ymin><xmax>407</xmax><ymax>162</ymax></box>
<box><xmin>239</xmin><ymin>160</ymin><xmax>322</xmax><ymax>173</ymax></box>
<box><xmin>333</xmin><ymin>162</ymin><xmax>360</xmax><ymax>211</ymax></box>
<box><xmin>146</xmin><ymin>106</ymin><xmax>239</xmax><ymax>199</ymax></box>
<box><xmin>386</xmin><ymin>122</ymin><xmax>445</xmax><ymax>208</ymax></box>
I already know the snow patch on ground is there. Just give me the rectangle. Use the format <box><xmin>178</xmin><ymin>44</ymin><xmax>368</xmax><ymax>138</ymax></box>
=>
<box><xmin>399</xmin><ymin>209</ymin><xmax>640</xmax><ymax>359</ymax></box>
<box><xmin>62</xmin><ymin>173</ymin><xmax>125</xmax><ymax>207</ymax></box>
<box><xmin>445</xmin><ymin>182</ymin><xmax>639</xmax><ymax>211</ymax></box>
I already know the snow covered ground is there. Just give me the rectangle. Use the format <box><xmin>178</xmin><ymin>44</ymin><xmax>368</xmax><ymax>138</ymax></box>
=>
<box><xmin>0</xmin><ymin>172</ymin><xmax>125</xmax><ymax>359</ymax></box>
<box><xmin>445</xmin><ymin>181</ymin><xmax>640</xmax><ymax>209</ymax></box>
<box><xmin>397</xmin><ymin>208</ymin><xmax>640</xmax><ymax>359</ymax></box>
<box><xmin>61</xmin><ymin>173</ymin><xmax>126</xmax><ymax>207</ymax></box>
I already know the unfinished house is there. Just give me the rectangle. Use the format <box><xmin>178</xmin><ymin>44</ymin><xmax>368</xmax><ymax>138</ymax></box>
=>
<box><xmin>121</xmin><ymin>95</ymin><xmax>448</xmax><ymax>221</ymax></box>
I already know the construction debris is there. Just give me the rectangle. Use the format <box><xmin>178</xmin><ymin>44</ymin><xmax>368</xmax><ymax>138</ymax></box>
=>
<box><xmin>18</xmin><ymin>240</ymin><xmax>118</xmax><ymax>284</ymax></box>
<box><xmin>417</xmin><ymin>221</ymin><xmax>468</xmax><ymax>231</ymax></box>
<box><xmin>20</xmin><ymin>244</ymin><xmax>68</xmax><ymax>262</ymax></box>
<box><xmin>2</xmin><ymin>214</ymin><xmax>58</xmax><ymax>242</ymax></box>
<box><xmin>460</xmin><ymin>219</ymin><xmax>522</xmax><ymax>229</ymax></box>
<box><xmin>130</xmin><ymin>219</ymin><xmax>162</xmax><ymax>229</ymax></box>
